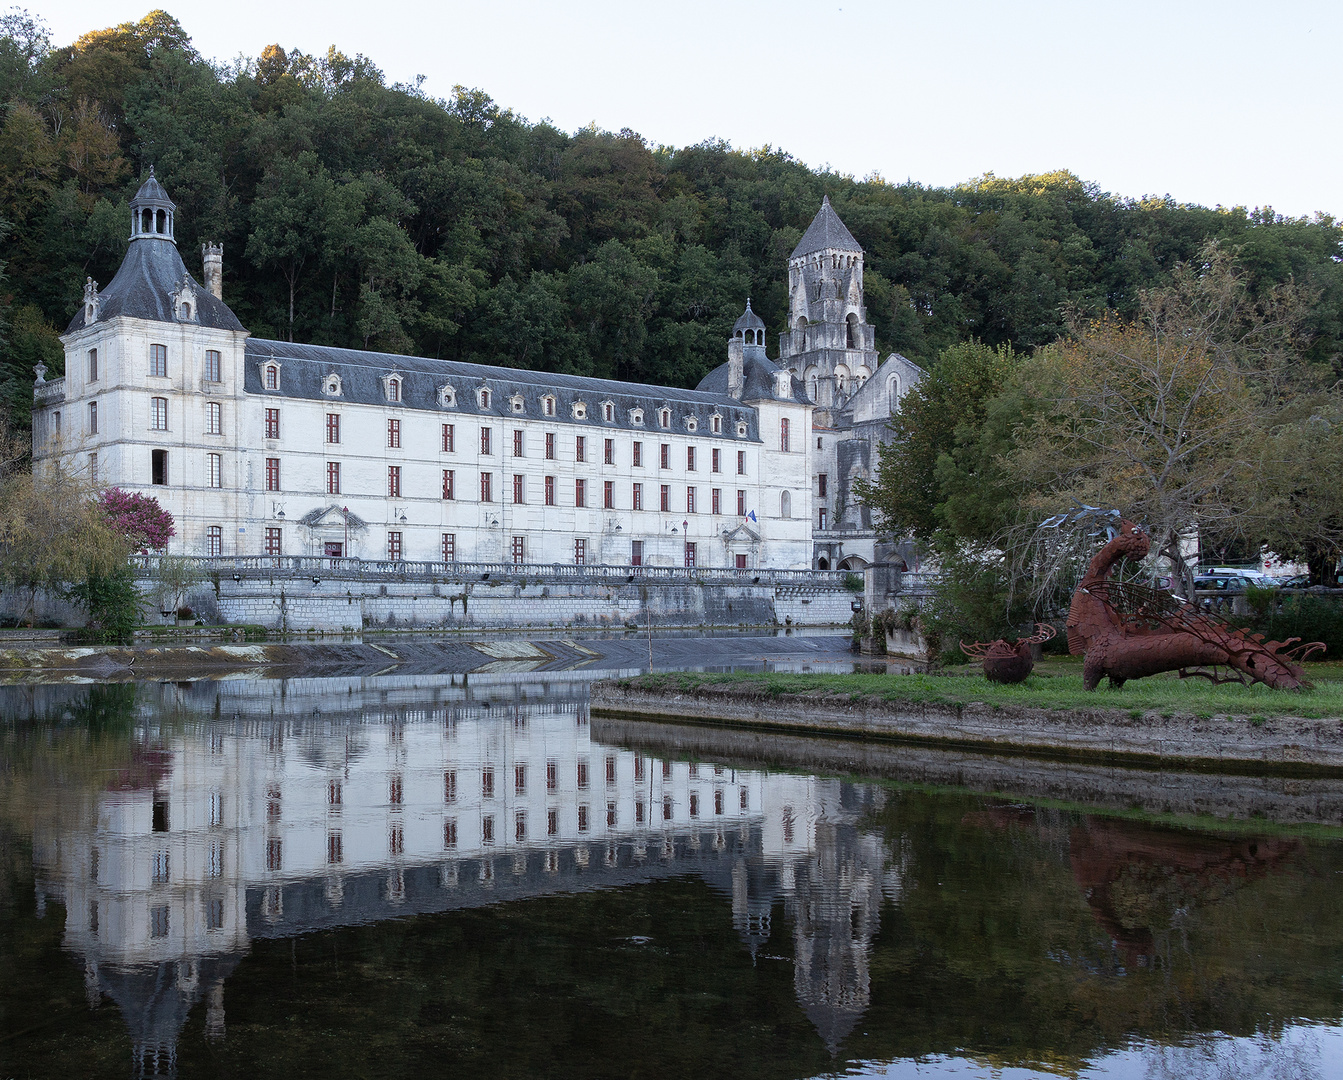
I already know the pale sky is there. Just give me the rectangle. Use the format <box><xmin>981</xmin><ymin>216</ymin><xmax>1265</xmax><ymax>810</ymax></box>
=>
<box><xmin>26</xmin><ymin>0</ymin><xmax>1343</xmax><ymax>219</ymax></box>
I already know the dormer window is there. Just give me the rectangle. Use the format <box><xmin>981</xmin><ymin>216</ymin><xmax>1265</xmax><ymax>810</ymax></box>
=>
<box><xmin>572</xmin><ymin>401</ymin><xmax>587</xmax><ymax>421</ymax></box>
<box><xmin>601</xmin><ymin>401</ymin><xmax>615</xmax><ymax>422</ymax></box>
<box><xmin>439</xmin><ymin>383</ymin><xmax>456</xmax><ymax>408</ymax></box>
<box><xmin>684</xmin><ymin>416</ymin><xmax>698</xmax><ymax>433</ymax></box>
<box><xmin>510</xmin><ymin>394</ymin><xmax>525</xmax><ymax>414</ymax></box>
<box><xmin>736</xmin><ymin>421</ymin><xmax>748</xmax><ymax>437</ymax></box>
<box><xmin>478</xmin><ymin>387</ymin><xmax>491</xmax><ymax>409</ymax></box>
<box><xmin>543</xmin><ymin>395</ymin><xmax>556</xmax><ymax>416</ymax></box>
<box><xmin>387</xmin><ymin>378</ymin><xmax>401</xmax><ymax>402</ymax></box>
<box><xmin>629</xmin><ymin>408</ymin><xmax>644</xmax><ymax>426</ymax></box>
<box><xmin>324</xmin><ymin>373</ymin><xmax>342</xmax><ymax>397</ymax></box>
<box><xmin>658</xmin><ymin>409</ymin><xmax>671</xmax><ymax>429</ymax></box>
<box><xmin>182</xmin><ymin>303</ymin><xmax>191</xmax><ymax>319</ymax></box>
<box><xmin>264</xmin><ymin>363</ymin><xmax>280</xmax><ymax>390</ymax></box>
<box><xmin>711</xmin><ymin>413</ymin><xmax>722</xmax><ymax>434</ymax></box>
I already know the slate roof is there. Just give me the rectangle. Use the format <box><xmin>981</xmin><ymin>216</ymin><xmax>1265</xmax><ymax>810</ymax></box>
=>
<box><xmin>64</xmin><ymin>236</ymin><xmax>246</xmax><ymax>334</ymax></box>
<box><xmin>131</xmin><ymin>168</ymin><xmax>175</xmax><ymax>209</ymax></box>
<box><xmin>791</xmin><ymin>195</ymin><xmax>862</xmax><ymax>258</ymax></box>
<box><xmin>733</xmin><ymin>299</ymin><xmax>765</xmax><ymax>332</ymax></box>
<box><xmin>244</xmin><ymin>339</ymin><xmax>763</xmax><ymax>441</ymax></box>
<box><xmin>695</xmin><ymin>353</ymin><xmax>811</xmax><ymax>405</ymax></box>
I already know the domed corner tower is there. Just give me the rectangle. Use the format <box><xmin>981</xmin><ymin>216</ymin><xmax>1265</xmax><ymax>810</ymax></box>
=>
<box><xmin>726</xmin><ymin>298</ymin><xmax>767</xmax><ymax>399</ymax></box>
<box><xmin>39</xmin><ymin>166</ymin><xmax>249</xmax><ymax>557</ymax></box>
<box><xmin>779</xmin><ymin>196</ymin><xmax>880</xmax><ymax>425</ymax></box>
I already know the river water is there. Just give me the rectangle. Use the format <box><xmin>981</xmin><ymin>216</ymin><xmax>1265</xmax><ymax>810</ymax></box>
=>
<box><xmin>1</xmin><ymin>669</ymin><xmax>1341</xmax><ymax>1079</ymax></box>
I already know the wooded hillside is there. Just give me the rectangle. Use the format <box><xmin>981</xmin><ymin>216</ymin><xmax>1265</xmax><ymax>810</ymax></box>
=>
<box><xmin>2</xmin><ymin>10</ymin><xmax>1340</xmax><ymax>425</ymax></box>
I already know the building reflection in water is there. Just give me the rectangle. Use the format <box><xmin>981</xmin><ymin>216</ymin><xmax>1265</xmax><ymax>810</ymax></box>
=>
<box><xmin>28</xmin><ymin>675</ymin><xmax>900</xmax><ymax>1077</ymax></box>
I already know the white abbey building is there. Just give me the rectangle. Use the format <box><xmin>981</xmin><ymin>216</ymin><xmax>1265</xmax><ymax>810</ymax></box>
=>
<box><xmin>35</xmin><ymin>172</ymin><xmax>814</xmax><ymax>570</ymax></box>
<box><xmin>34</xmin><ymin>174</ymin><xmax>921</xmax><ymax>572</ymax></box>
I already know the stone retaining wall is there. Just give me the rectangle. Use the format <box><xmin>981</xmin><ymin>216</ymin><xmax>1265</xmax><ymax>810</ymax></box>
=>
<box><xmin>589</xmin><ymin>682</ymin><xmax>1343</xmax><ymax>774</ymax></box>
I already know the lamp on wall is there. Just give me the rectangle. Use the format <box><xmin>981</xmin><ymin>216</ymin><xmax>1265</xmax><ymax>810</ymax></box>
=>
<box><xmin>312</xmin><ymin>576</ymin><xmax>321</xmax><ymax>586</ymax></box>
<box><xmin>231</xmin><ymin>573</ymin><xmax>241</xmax><ymax>584</ymax></box>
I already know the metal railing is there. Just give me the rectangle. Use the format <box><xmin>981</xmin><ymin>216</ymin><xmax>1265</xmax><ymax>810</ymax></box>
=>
<box><xmin>130</xmin><ymin>554</ymin><xmax>854</xmax><ymax>588</ymax></box>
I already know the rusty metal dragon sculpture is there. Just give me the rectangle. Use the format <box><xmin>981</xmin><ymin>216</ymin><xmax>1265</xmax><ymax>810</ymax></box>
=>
<box><xmin>961</xmin><ymin>623</ymin><xmax>1057</xmax><ymax>684</ymax></box>
<box><xmin>1065</xmin><ymin>518</ymin><xmax>1323</xmax><ymax>690</ymax></box>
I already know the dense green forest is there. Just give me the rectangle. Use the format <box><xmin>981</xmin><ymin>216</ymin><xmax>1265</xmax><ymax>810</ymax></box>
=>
<box><xmin>1</xmin><ymin>9</ymin><xmax>1340</xmax><ymax>426</ymax></box>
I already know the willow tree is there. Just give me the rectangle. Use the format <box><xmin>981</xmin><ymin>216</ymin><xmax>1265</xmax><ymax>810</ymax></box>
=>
<box><xmin>1007</xmin><ymin>243</ymin><xmax>1323</xmax><ymax>596</ymax></box>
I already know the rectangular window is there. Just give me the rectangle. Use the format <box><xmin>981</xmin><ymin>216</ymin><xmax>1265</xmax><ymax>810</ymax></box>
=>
<box><xmin>208</xmin><ymin>453</ymin><xmax>221</xmax><ymax>489</ymax></box>
<box><xmin>687</xmin><ymin>486</ymin><xmax>696</xmax><ymax>514</ymax></box>
<box><xmin>442</xmin><ymin>533</ymin><xmax>456</xmax><ymax>562</ymax></box>
<box><xmin>480</xmin><ymin>472</ymin><xmax>492</xmax><ymax>502</ymax></box>
<box><xmin>515</xmin><ymin>811</ymin><xmax>527</xmax><ymax>842</ymax></box>
<box><xmin>712</xmin><ymin>448</ymin><xmax>720</xmax><ymax>473</ymax></box>
<box><xmin>574</xmin><ymin>538</ymin><xmax>586</xmax><ymax>564</ymax></box>
<box><xmin>442</xmin><ymin>423</ymin><xmax>455</xmax><ymax>452</ymax></box>
<box><xmin>152</xmin><ymin>448</ymin><xmax>168</xmax><ymax>485</ymax></box>
<box><xmin>88</xmin><ymin>400</ymin><xmax>98</xmax><ymax>434</ymax></box>
<box><xmin>388</xmin><ymin>531</ymin><xmax>403</xmax><ymax>561</ymax></box>
<box><xmin>511</xmin><ymin>535</ymin><xmax>525</xmax><ymax>564</ymax></box>
<box><xmin>515</xmin><ymin>763</ymin><xmax>527</xmax><ymax>795</ymax></box>
<box><xmin>604</xmin><ymin>480</ymin><xmax>614</xmax><ymax>509</ymax></box>
<box><xmin>577</xmin><ymin>805</ymin><xmax>589</xmax><ymax>832</ymax></box>
<box><xmin>266</xmin><ymin>838</ymin><xmax>282</xmax><ymax>871</ymax></box>
<box><xmin>578</xmin><ymin>758</ymin><xmax>589</xmax><ymax>789</ymax></box>
<box><xmin>819</xmin><ymin>507</ymin><xmax>828</xmax><ymax>530</ymax></box>
<box><xmin>388</xmin><ymin>465</ymin><xmax>402</xmax><ymax>498</ymax></box>
<box><xmin>737</xmin><ymin>489</ymin><xmax>746</xmax><ymax>516</ymax></box>
<box><xmin>389</xmin><ymin>824</ymin><xmax>404</xmax><ymax>856</ymax></box>
<box><xmin>265</xmin><ymin>527</ymin><xmax>281</xmax><ymax>556</ymax></box>
<box><xmin>328</xmin><ymin>832</ymin><xmax>343</xmax><ymax>864</ymax></box>
<box><xmin>635</xmin><ymin>800</ymin><xmax>645</xmax><ymax>824</ymax></box>
<box><xmin>151</xmin><ymin>905</ymin><xmax>170</xmax><ymax>938</ymax></box>
<box><xmin>547</xmin><ymin>808</ymin><xmax>558</xmax><ymax>836</ymax></box>
<box><xmin>150</xmin><ymin>343</ymin><xmax>167</xmax><ymax>378</ymax></box>
<box><xmin>660</xmin><ymin>443</ymin><xmax>670</xmax><ymax>469</ymax></box>
<box><xmin>575</xmin><ymin>478</ymin><xmax>586</xmax><ymax>507</ymax></box>
<box><xmin>687</xmin><ymin>446</ymin><xmax>696</xmax><ymax>471</ymax></box>
<box><xmin>633</xmin><ymin>441</ymin><xmax>643</xmax><ymax>467</ymax></box>
<box><xmin>388</xmin><ymin>419</ymin><xmax>401</xmax><ymax>448</ymax></box>
<box><xmin>482</xmin><ymin>767</ymin><xmax>495</xmax><ymax>799</ymax></box>
<box><xmin>89</xmin><ymin>451</ymin><xmax>98</xmax><ymax>482</ymax></box>
<box><xmin>712</xmin><ymin>488</ymin><xmax>721</xmax><ymax>515</ymax></box>
<box><xmin>545</xmin><ymin>432</ymin><xmax>556</xmax><ymax>459</ymax></box>
<box><xmin>547</xmin><ymin>759</ymin><xmax>558</xmax><ymax>791</ymax></box>
<box><xmin>151</xmin><ymin>396</ymin><xmax>169</xmax><ymax>431</ymax></box>
<box><xmin>513</xmin><ymin>429</ymin><xmax>524</xmax><ymax>457</ymax></box>
<box><xmin>264</xmin><ymin>407</ymin><xmax>279</xmax><ymax>440</ymax></box>
<box><xmin>660</xmin><ymin>484</ymin><xmax>670</xmax><ymax>512</ymax></box>
<box><xmin>327</xmin><ymin>462</ymin><xmax>341</xmax><ymax>494</ymax></box>
<box><xmin>663</xmin><ymin>796</ymin><xmax>673</xmax><ymax>820</ymax></box>
<box><xmin>390</xmin><ymin>775</ymin><xmax>403</xmax><ymax>805</ymax></box>
<box><xmin>604</xmin><ymin>438</ymin><xmax>614</xmax><ymax>464</ymax></box>
<box><xmin>684</xmin><ymin>542</ymin><xmax>697</xmax><ymax>568</ymax></box>
<box><xmin>607</xmin><ymin>801</ymin><xmax>617</xmax><ymax>827</ymax></box>
<box><xmin>575</xmin><ymin>435</ymin><xmax>586</xmax><ymax>463</ymax></box>
<box><xmin>206</xmin><ymin>896</ymin><xmax>224</xmax><ymax>930</ymax></box>
<box><xmin>818</xmin><ymin>473</ymin><xmax>828</xmax><ymax>498</ymax></box>
<box><xmin>634</xmin><ymin>756</ymin><xmax>645</xmax><ymax>782</ymax></box>
<box><xmin>605</xmin><ymin>755</ymin><xmax>616</xmax><ymax>785</ymax></box>
<box><xmin>442</xmin><ymin>469</ymin><xmax>454</xmax><ymax>499</ymax></box>
<box><xmin>207</xmin><ymin>525</ymin><xmax>222</xmax><ymax>557</ymax></box>
<box><xmin>631</xmin><ymin>540</ymin><xmax>643</xmax><ymax>566</ymax></box>
<box><xmin>780</xmin><ymin>417</ymin><xmax>790</xmax><ymax>452</ymax></box>
<box><xmin>512</xmin><ymin>474</ymin><xmax>525</xmax><ymax>504</ymax></box>
<box><xmin>88</xmin><ymin>348</ymin><xmax>98</xmax><ymax>382</ymax></box>
<box><xmin>689</xmin><ymin>792</ymin><xmax>700</xmax><ymax>818</ymax></box>
<box><xmin>545</xmin><ymin>475</ymin><xmax>556</xmax><ymax>505</ymax></box>
<box><xmin>481</xmin><ymin>427</ymin><xmax>492</xmax><ymax>455</ymax></box>
<box><xmin>205</xmin><ymin>349</ymin><xmax>220</xmax><ymax>382</ymax></box>
<box><xmin>736</xmin><ymin>553</ymin><xmax>748</xmax><ymax>569</ymax></box>
<box><xmin>206</xmin><ymin>401</ymin><xmax>221</xmax><ymax>435</ymax></box>
<box><xmin>632</xmin><ymin>482</ymin><xmax>643</xmax><ymax>510</ymax></box>
<box><xmin>444</xmin><ymin>770</ymin><xmax>458</xmax><ymax>802</ymax></box>
<box><xmin>737</xmin><ymin>450</ymin><xmax>746</xmax><ymax>475</ymax></box>
<box><xmin>444</xmin><ymin>819</ymin><xmax>458</xmax><ymax>849</ymax></box>
<box><xmin>265</xmin><ymin>457</ymin><xmax>280</xmax><ymax>491</ymax></box>
<box><xmin>715</xmin><ymin>789</ymin><xmax>724</xmax><ymax>815</ymax></box>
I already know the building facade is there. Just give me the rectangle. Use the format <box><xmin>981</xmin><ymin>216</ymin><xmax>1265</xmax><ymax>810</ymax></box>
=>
<box><xmin>36</xmin><ymin>173</ymin><xmax>815</xmax><ymax>570</ymax></box>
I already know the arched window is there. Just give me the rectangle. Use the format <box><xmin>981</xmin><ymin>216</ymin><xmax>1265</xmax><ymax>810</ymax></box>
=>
<box><xmin>543</xmin><ymin>396</ymin><xmax>555</xmax><ymax>416</ymax></box>
<box><xmin>387</xmin><ymin>378</ymin><xmax>400</xmax><ymax>402</ymax></box>
<box><xmin>888</xmin><ymin>377</ymin><xmax>900</xmax><ymax>413</ymax></box>
<box><xmin>794</xmin><ymin>316</ymin><xmax>807</xmax><ymax>333</ymax></box>
<box><xmin>659</xmin><ymin>409</ymin><xmax>671</xmax><ymax>429</ymax></box>
<box><xmin>265</xmin><ymin>365</ymin><xmax>279</xmax><ymax>390</ymax></box>
<box><xmin>846</xmin><ymin>313</ymin><xmax>859</xmax><ymax>348</ymax></box>
<box><xmin>182</xmin><ymin>303</ymin><xmax>191</xmax><ymax>320</ymax></box>
<box><xmin>479</xmin><ymin>388</ymin><xmax>491</xmax><ymax>409</ymax></box>
<box><xmin>780</xmin><ymin>490</ymin><xmax>791</xmax><ymax>518</ymax></box>
<box><xmin>156</xmin><ymin>209</ymin><xmax>166</xmax><ymax>233</ymax></box>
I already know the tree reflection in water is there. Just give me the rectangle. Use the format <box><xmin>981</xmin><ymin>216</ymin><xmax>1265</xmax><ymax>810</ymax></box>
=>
<box><xmin>0</xmin><ymin>676</ymin><xmax>1340</xmax><ymax>1080</ymax></box>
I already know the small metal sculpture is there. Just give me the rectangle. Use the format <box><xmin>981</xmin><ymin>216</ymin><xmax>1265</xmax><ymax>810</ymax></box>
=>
<box><xmin>961</xmin><ymin>623</ymin><xmax>1057</xmax><ymax>684</ymax></box>
<box><xmin>1066</xmin><ymin>518</ymin><xmax>1323</xmax><ymax>690</ymax></box>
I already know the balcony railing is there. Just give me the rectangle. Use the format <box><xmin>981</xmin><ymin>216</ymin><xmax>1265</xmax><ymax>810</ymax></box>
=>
<box><xmin>129</xmin><ymin>554</ymin><xmax>853</xmax><ymax>588</ymax></box>
<box><xmin>33</xmin><ymin>377</ymin><xmax>65</xmax><ymax>405</ymax></box>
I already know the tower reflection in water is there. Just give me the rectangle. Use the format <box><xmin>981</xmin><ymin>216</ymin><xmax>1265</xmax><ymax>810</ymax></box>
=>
<box><xmin>29</xmin><ymin>676</ymin><xmax>900</xmax><ymax>1077</ymax></box>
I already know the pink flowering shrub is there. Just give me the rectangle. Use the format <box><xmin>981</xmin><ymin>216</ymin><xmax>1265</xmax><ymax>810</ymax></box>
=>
<box><xmin>98</xmin><ymin>488</ymin><xmax>175</xmax><ymax>552</ymax></box>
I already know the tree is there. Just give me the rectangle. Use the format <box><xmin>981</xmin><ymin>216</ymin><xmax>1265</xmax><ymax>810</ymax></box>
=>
<box><xmin>98</xmin><ymin>487</ymin><xmax>175</xmax><ymax>551</ymax></box>
<box><xmin>1007</xmin><ymin>244</ymin><xmax>1321</xmax><ymax>596</ymax></box>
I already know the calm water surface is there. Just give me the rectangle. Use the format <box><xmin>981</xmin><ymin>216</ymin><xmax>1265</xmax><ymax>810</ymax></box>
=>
<box><xmin>1</xmin><ymin>674</ymin><xmax>1341</xmax><ymax>1079</ymax></box>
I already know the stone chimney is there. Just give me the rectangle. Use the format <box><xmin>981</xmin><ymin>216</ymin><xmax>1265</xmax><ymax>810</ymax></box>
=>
<box><xmin>727</xmin><ymin>334</ymin><xmax>744</xmax><ymax>400</ymax></box>
<box><xmin>202</xmin><ymin>243</ymin><xmax>223</xmax><ymax>300</ymax></box>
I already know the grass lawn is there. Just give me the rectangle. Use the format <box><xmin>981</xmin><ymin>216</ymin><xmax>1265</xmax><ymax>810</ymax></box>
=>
<box><xmin>624</xmin><ymin>662</ymin><xmax>1343</xmax><ymax>720</ymax></box>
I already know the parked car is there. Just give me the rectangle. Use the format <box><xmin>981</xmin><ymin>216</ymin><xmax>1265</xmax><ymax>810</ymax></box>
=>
<box><xmin>1275</xmin><ymin>573</ymin><xmax>1310</xmax><ymax>588</ymax></box>
<box><xmin>1193</xmin><ymin>572</ymin><xmax>1256</xmax><ymax>592</ymax></box>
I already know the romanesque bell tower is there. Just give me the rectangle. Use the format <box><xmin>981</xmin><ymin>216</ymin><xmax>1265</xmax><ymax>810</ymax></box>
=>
<box><xmin>778</xmin><ymin>196</ymin><xmax>881</xmax><ymax>426</ymax></box>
